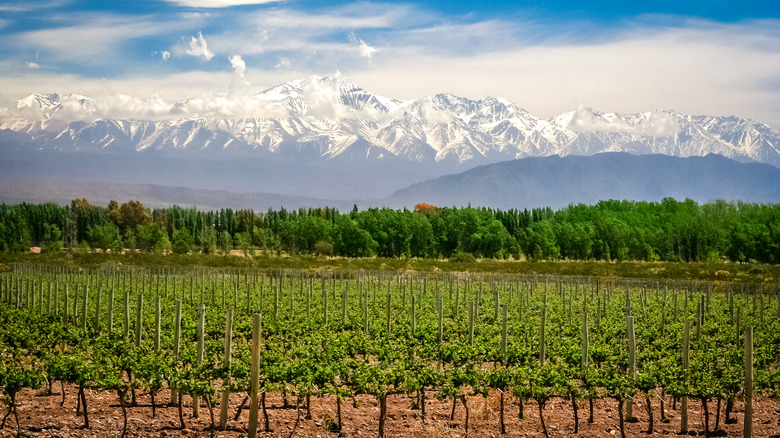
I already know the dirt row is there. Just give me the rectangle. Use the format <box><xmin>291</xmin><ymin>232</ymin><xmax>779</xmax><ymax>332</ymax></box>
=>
<box><xmin>1</xmin><ymin>385</ymin><xmax>779</xmax><ymax>437</ymax></box>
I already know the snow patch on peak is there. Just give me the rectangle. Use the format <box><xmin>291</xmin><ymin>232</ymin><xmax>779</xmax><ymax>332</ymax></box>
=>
<box><xmin>257</xmin><ymin>75</ymin><xmax>403</xmax><ymax>119</ymax></box>
<box><xmin>15</xmin><ymin>93</ymin><xmax>92</xmax><ymax>120</ymax></box>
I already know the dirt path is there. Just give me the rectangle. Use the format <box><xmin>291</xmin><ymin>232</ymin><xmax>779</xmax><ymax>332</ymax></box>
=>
<box><xmin>1</xmin><ymin>385</ymin><xmax>778</xmax><ymax>437</ymax></box>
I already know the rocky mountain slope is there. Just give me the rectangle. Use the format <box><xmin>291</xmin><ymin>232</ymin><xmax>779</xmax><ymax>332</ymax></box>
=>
<box><xmin>2</xmin><ymin>75</ymin><xmax>778</xmax><ymax>169</ymax></box>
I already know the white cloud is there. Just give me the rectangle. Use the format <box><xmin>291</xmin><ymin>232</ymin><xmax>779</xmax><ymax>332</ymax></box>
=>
<box><xmin>15</xmin><ymin>14</ymin><xmax>191</xmax><ymax>63</ymax></box>
<box><xmin>347</xmin><ymin>19</ymin><xmax>780</xmax><ymax>129</ymax></box>
<box><xmin>229</xmin><ymin>54</ymin><xmax>246</xmax><ymax>77</ymax></box>
<box><xmin>26</xmin><ymin>61</ymin><xmax>39</xmax><ymax>69</ymax></box>
<box><xmin>348</xmin><ymin>33</ymin><xmax>377</xmax><ymax>59</ymax></box>
<box><xmin>186</xmin><ymin>31</ymin><xmax>215</xmax><ymax>60</ymax></box>
<box><xmin>0</xmin><ymin>71</ymin><xmax>301</xmax><ymax>121</ymax></box>
<box><xmin>204</xmin><ymin>5</ymin><xmax>413</xmax><ymax>56</ymax></box>
<box><xmin>0</xmin><ymin>0</ymin><xmax>69</xmax><ymax>13</ymax></box>
<box><xmin>166</xmin><ymin>0</ymin><xmax>283</xmax><ymax>7</ymax></box>
<box><xmin>566</xmin><ymin>105</ymin><xmax>681</xmax><ymax>137</ymax></box>
<box><xmin>161</xmin><ymin>50</ymin><xmax>171</xmax><ymax>61</ymax></box>
<box><xmin>0</xmin><ymin>6</ymin><xmax>777</xmax><ymax>129</ymax></box>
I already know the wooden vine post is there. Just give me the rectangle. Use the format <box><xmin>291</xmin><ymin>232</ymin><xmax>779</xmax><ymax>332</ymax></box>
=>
<box><xmin>47</xmin><ymin>283</ymin><xmax>52</xmax><ymax>314</ymax></box>
<box><xmin>386</xmin><ymin>287</ymin><xmax>392</xmax><ymax>334</ymax></box>
<box><xmin>107</xmin><ymin>288</ymin><xmax>115</xmax><ymax>333</ymax></box>
<box><xmin>411</xmin><ymin>295</ymin><xmax>416</xmax><ymax>337</ymax></box>
<box><xmin>219</xmin><ymin>308</ymin><xmax>234</xmax><ymax>428</ymax></box>
<box><xmin>64</xmin><ymin>284</ymin><xmax>70</xmax><ymax>323</ymax></box>
<box><xmin>81</xmin><ymin>285</ymin><xmax>88</xmax><ymax>330</ymax></box>
<box><xmin>135</xmin><ymin>294</ymin><xmax>143</xmax><ymax>348</ymax></box>
<box><xmin>171</xmin><ymin>300</ymin><xmax>182</xmax><ymax>405</ymax></box>
<box><xmin>468</xmin><ymin>301</ymin><xmax>475</xmax><ymax>344</ymax></box>
<box><xmin>248</xmin><ymin>313</ymin><xmax>262</xmax><ymax>438</ymax></box>
<box><xmin>193</xmin><ymin>304</ymin><xmax>205</xmax><ymax>418</ymax></box>
<box><xmin>437</xmin><ymin>296</ymin><xmax>444</xmax><ymax>344</ymax></box>
<box><xmin>94</xmin><ymin>285</ymin><xmax>102</xmax><ymax>331</ymax></box>
<box><xmin>341</xmin><ymin>286</ymin><xmax>348</xmax><ymax>325</ymax></box>
<box><xmin>363</xmin><ymin>289</ymin><xmax>369</xmax><ymax>332</ymax></box>
<box><xmin>626</xmin><ymin>316</ymin><xmax>636</xmax><ymax>420</ymax></box>
<box><xmin>681</xmin><ymin>319</ymin><xmax>690</xmax><ymax>434</ymax></box>
<box><xmin>123</xmin><ymin>290</ymin><xmax>130</xmax><ymax>341</ymax></box>
<box><xmin>582</xmin><ymin>311</ymin><xmax>589</xmax><ymax>369</ymax></box>
<box><xmin>539</xmin><ymin>305</ymin><xmax>547</xmax><ymax>363</ymax></box>
<box><xmin>323</xmin><ymin>286</ymin><xmax>328</xmax><ymax>326</ymax></box>
<box><xmin>501</xmin><ymin>304</ymin><xmax>508</xmax><ymax>364</ymax></box>
<box><xmin>744</xmin><ymin>326</ymin><xmax>753</xmax><ymax>438</ymax></box>
<box><xmin>154</xmin><ymin>296</ymin><xmax>161</xmax><ymax>351</ymax></box>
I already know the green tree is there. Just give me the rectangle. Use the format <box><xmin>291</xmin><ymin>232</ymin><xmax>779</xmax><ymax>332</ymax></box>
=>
<box><xmin>471</xmin><ymin>219</ymin><xmax>516</xmax><ymax>259</ymax></box>
<box><xmin>135</xmin><ymin>224</ymin><xmax>171</xmax><ymax>253</ymax></box>
<box><xmin>333</xmin><ymin>216</ymin><xmax>376</xmax><ymax>257</ymax></box>
<box><xmin>199</xmin><ymin>226</ymin><xmax>218</xmax><ymax>254</ymax></box>
<box><xmin>171</xmin><ymin>229</ymin><xmax>194</xmax><ymax>254</ymax></box>
<box><xmin>234</xmin><ymin>231</ymin><xmax>252</xmax><ymax>256</ymax></box>
<box><xmin>117</xmin><ymin>200</ymin><xmax>152</xmax><ymax>235</ymax></box>
<box><xmin>87</xmin><ymin>222</ymin><xmax>122</xmax><ymax>252</ymax></box>
<box><xmin>519</xmin><ymin>221</ymin><xmax>559</xmax><ymax>260</ymax></box>
<box><xmin>217</xmin><ymin>230</ymin><xmax>233</xmax><ymax>254</ymax></box>
<box><xmin>41</xmin><ymin>223</ymin><xmax>63</xmax><ymax>253</ymax></box>
<box><xmin>0</xmin><ymin>208</ymin><xmax>31</xmax><ymax>252</ymax></box>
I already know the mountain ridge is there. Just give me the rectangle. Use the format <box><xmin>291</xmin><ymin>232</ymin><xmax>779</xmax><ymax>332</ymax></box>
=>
<box><xmin>385</xmin><ymin>152</ymin><xmax>780</xmax><ymax>210</ymax></box>
<box><xmin>2</xmin><ymin>75</ymin><xmax>778</xmax><ymax>170</ymax></box>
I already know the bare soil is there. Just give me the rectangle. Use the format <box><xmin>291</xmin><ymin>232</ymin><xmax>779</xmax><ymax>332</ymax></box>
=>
<box><xmin>1</xmin><ymin>386</ymin><xmax>778</xmax><ymax>437</ymax></box>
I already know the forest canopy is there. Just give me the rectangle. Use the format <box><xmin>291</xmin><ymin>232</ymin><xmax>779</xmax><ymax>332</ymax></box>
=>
<box><xmin>0</xmin><ymin>198</ymin><xmax>779</xmax><ymax>264</ymax></box>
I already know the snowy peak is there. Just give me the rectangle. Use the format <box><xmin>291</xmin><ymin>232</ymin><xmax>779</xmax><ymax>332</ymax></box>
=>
<box><xmin>2</xmin><ymin>77</ymin><xmax>779</xmax><ymax>169</ymax></box>
<box><xmin>16</xmin><ymin>93</ymin><xmax>92</xmax><ymax>119</ymax></box>
<box><xmin>256</xmin><ymin>75</ymin><xmax>404</xmax><ymax>117</ymax></box>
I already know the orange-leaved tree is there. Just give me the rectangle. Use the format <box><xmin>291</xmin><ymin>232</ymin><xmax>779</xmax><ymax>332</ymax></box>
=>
<box><xmin>413</xmin><ymin>203</ymin><xmax>440</xmax><ymax>216</ymax></box>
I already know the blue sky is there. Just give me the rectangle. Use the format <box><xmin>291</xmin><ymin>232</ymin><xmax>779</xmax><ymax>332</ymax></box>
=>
<box><xmin>0</xmin><ymin>0</ymin><xmax>778</xmax><ymax>126</ymax></box>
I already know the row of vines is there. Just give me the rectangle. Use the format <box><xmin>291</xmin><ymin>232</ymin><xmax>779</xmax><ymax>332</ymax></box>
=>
<box><xmin>1</xmin><ymin>264</ymin><xmax>779</xmax><ymax>436</ymax></box>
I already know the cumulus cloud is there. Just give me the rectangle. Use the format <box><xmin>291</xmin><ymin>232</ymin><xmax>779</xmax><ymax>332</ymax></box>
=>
<box><xmin>275</xmin><ymin>57</ymin><xmax>291</xmax><ymax>69</ymax></box>
<box><xmin>26</xmin><ymin>61</ymin><xmax>39</xmax><ymax>69</ymax></box>
<box><xmin>566</xmin><ymin>105</ymin><xmax>680</xmax><ymax>137</ymax></box>
<box><xmin>186</xmin><ymin>32</ymin><xmax>215</xmax><ymax>60</ymax></box>
<box><xmin>348</xmin><ymin>32</ymin><xmax>377</xmax><ymax>59</ymax></box>
<box><xmin>152</xmin><ymin>50</ymin><xmax>172</xmax><ymax>61</ymax></box>
<box><xmin>0</xmin><ymin>88</ymin><xmax>296</xmax><ymax>122</ymax></box>
<box><xmin>229</xmin><ymin>54</ymin><xmax>246</xmax><ymax>77</ymax></box>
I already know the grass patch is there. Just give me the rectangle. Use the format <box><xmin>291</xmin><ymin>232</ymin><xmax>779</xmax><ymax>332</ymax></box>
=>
<box><xmin>0</xmin><ymin>251</ymin><xmax>778</xmax><ymax>284</ymax></box>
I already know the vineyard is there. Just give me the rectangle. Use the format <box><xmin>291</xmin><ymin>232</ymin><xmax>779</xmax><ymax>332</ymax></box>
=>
<box><xmin>0</xmin><ymin>264</ymin><xmax>779</xmax><ymax>437</ymax></box>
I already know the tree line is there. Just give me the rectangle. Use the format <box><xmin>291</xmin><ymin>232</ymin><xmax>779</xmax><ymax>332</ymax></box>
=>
<box><xmin>0</xmin><ymin>198</ymin><xmax>778</xmax><ymax>263</ymax></box>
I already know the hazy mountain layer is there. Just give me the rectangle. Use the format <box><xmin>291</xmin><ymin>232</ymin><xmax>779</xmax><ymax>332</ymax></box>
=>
<box><xmin>4</xmin><ymin>154</ymin><xmax>779</xmax><ymax>212</ymax></box>
<box><xmin>386</xmin><ymin>153</ymin><xmax>780</xmax><ymax>210</ymax></box>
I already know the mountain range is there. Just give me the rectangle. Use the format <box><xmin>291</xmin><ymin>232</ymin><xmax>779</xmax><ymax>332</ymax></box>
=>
<box><xmin>2</xmin><ymin>153</ymin><xmax>779</xmax><ymax>211</ymax></box>
<box><xmin>386</xmin><ymin>153</ymin><xmax>780</xmax><ymax>209</ymax></box>
<box><xmin>1</xmin><ymin>75</ymin><xmax>779</xmax><ymax>207</ymax></box>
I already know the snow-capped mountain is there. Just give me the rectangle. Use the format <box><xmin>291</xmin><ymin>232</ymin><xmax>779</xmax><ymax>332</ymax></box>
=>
<box><xmin>2</xmin><ymin>75</ymin><xmax>779</xmax><ymax>169</ymax></box>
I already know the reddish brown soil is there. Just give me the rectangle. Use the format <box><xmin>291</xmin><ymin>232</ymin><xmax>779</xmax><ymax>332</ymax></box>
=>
<box><xmin>1</xmin><ymin>386</ymin><xmax>778</xmax><ymax>437</ymax></box>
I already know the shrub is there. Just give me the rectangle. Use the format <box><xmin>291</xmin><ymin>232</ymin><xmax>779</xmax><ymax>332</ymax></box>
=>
<box><xmin>314</xmin><ymin>240</ymin><xmax>334</xmax><ymax>257</ymax></box>
<box><xmin>449</xmin><ymin>252</ymin><xmax>476</xmax><ymax>263</ymax></box>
